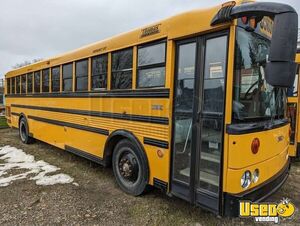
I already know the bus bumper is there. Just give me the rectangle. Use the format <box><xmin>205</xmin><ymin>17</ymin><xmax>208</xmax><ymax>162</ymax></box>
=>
<box><xmin>223</xmin><ymin>160</ymin><xmax>290</xmax><ymax>217</ymax></box>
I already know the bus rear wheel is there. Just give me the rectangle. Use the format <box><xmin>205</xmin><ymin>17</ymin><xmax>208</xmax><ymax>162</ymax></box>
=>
<box><xmin>19</xmin><ymin>117</ymin><xmax>34</xmax><ymax>144</ymax></box>
<box><xmin>112</xmin><ymin>139</ymin><xmax>149</xmax><ymax>196</ymax></box>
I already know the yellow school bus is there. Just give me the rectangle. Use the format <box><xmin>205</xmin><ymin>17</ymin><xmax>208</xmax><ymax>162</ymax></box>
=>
<box><xmin>4</xmin><ymin>1</ymin><xmax>298</xmax><ymax>216</ymax></box>
<box><xmin>288</xmin><ymin>52</ymin><xmax>300</xmax><ymax>160</ymax></box>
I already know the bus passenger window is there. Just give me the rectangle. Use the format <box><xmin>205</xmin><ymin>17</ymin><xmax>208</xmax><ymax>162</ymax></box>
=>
<box><xmin>75</xmin><ymin>60</ymin><xmax>88</xmax><ymax>91</ymax></box>
<box><xmin>16</xmin><ymin>76</ymin><xmax>20</xmax><ymax>94</ymax></box>
<box><xmin>63</xmin><ymin>63</ymin><xmax>73</xmax><ymax>92</ymax></box>
<box><xmin>51</xmin><ymin>67</ymin><xmax>60</xmax><ymax>92</ymax></box>
<box><xmin>112</xmin><ymin>48</ymin><xmax>133</xmax><ymax>89</ymax></box>
<box><xmin>21</xmin><ymin>74</ymin><xmax>26</xmax><ymax>94</ymax></box>
<box><xmin>6</xmin><ymin>78</ymin><xmax>10</xmax><ymax>94</ymax></box>
<box><xmin>137</xmin><ymin>42</ymin><xmax>166</xmax><ymax>88</ymax></box>
<box><xmin>42</xmin><ymin>69</ymin><xmax>50</xmax><ymax>93</ymax></box>
<box><xmin>92</xmin><ymin>54</ymin><xmax>108</xmax><ymax>90</ymax></box>
<box><xmin>34</xmin><ymin>71</ymin><xmax>41</xmax><ymax>93</ymax></box>
<box><xmin>11</xmin><ymin>77</ymin><xmax>15</xmax><ymax>94</ymax></box>
<box><xmin>27</xmin><ymin>73</ymin><xmax>33</xmax><ymax>93</ymax></box>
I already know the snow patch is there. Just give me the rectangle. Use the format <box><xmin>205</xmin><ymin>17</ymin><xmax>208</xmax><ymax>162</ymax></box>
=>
<box><xmin>0</xmin><ymin>145</ymin><xmax>75</xmax><ymax>187</ymax></box>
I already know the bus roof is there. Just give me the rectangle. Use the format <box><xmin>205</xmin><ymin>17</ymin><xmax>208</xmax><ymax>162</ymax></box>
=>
<box><xmin>5</xmin><ymin>1</ymin><xmax>243</xmax><ymax>78</ymax></box>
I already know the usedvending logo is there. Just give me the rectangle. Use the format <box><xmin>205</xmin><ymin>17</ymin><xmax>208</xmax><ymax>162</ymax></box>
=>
<box><xmin>240</xmin><ymin>198</ymin><xmax>296</xmax><ymax>224</ymax></box>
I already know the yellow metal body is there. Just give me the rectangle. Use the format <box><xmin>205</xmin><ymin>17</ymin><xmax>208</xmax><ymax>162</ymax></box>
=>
<box><xmin>4</xmin><ymin>0</ymin><xmax>290</xmax><ymax>196</ymax></box>
<box><xmin>288</xmin><ymin>53</ymin><xmax>300</xmax><ymax>158</ymax></box>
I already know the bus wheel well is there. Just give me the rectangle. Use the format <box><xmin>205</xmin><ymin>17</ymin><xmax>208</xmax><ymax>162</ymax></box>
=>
<box><xmin>103</xmin><ymin>130</ymin><xmax>146</xmax><ymax>168</ymax></box>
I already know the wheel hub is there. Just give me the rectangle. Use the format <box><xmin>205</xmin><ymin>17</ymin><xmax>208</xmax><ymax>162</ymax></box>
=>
<box><xmin>118</xmin><ymin>153</ymin><xmax>138</xmax><ymax>182</ymax></box>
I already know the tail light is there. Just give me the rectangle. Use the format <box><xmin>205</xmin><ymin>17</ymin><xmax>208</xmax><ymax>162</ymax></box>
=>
<box><xmin>251</xmin><ymin>138</ymin><xmax>260</xmax><ymax>154</ymax></box>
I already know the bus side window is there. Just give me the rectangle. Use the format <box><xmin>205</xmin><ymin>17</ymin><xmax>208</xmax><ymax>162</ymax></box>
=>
<box><xmin>27</xmin><ymin>73</ymin><xmax>33</xmax><ymax>94</ymax></box>
<box><xmin>92</xmin><ymin>54</ymin><xmax>108</xmax><ymax>90</ymax></box>
<box><xmin>137</xmin><ymin>41</ymin><xmax>166</xmax><ymax>88</ymax></box>
<box><xmin>63</xmin><ymin>63</ymin><xmax>73</xmax><ymax>92</ymax></box>
<box><xmin>16</xmin><ymin>76</ymin><xmax>20</xmax><ymax>94</ymax></box>
<box><xmin>111</xmin><ymin>48</ymin><xmax>133</xmax><ymax>90</ymax></box>
<box><xmin>51</xmin><ymin>67</ymin><xmax>60</xmax><ymax>93</ymax></box>
<box><xmin>6</xmin><ymin>78</ymin><xmax>10</xmax><ymax>94</ymax></box>
<box><xmin>34</xmin><ymin>71</ymin><xmax>41</xmax><ymax>93</ymax></box>
<box><xmin>75</xmin><ymin>59</ymin><xmax>88</xmax><ymax>91</ymax></box>
<box><xmin>42</xmin><ymin>69</ymin><xmax>50</xmax><ymax>93</ymax></box>
<box><xmin>21</xmin><ymin>74</ymin><xmax>26</xmax><ymax>94</ymax></box>
<box><xmin>11</xmin><ymin>77</ymin><xmax>15</xmax><ymax>94</ymax></box>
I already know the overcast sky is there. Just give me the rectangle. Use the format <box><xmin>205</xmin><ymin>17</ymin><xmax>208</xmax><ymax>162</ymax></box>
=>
<box><xmin>0</xmin><ymin>0</ymin><xmax>299</xmax><ymax>79</ymax></box>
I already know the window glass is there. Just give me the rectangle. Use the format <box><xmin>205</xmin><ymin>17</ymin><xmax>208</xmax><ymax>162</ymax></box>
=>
<box><xmin>63</xmin><ymin>63</ymin><xmax>73</xmax><ymax>92</ymax></box>
<box><xmin>112</xmin><ymin>48</ymin><xmax>132</xmax><ymax>89</ymax></box>
<box><xmin>34</xmin><ymin>71</ymin><xmax>40</xmax><ymax>93</ymax></box>
<box><xmin>52</xmin><ymin>67</ymin><xmax>60</xmax><ymax>92</ymax></box>
<box><xmin>288</xmin><ymin>65</ymin><xmax>299</xmax><ymax>97</ymax></box>
<box><xmin>173</xmin><ymin>42</ymin><xmax>197</xmax><ymax>184</ymax></box>
<box><xmin>42</xmin><ymin>69</ymin><xmax>49</xmax><ymax>93</ymax></box>
<box><xmin>92</xmin><ymin>54</ymin><xmax>107</xmax><ymax>90</ymax></box>
<box><xmin>138</xmin><ymin>67</ymin><xmax>165</xmax><ymax>88</ymax></box>
<box><xmin>16</xmin><ymin>76</ymin><xmax>20</xmax><ymax>94</ymax></box>
<box><xmin>137</xmin><ymin>42</ymin><xmax>166</xmax><ymax>88</ymax></box>
<box><xmin>27</xmin><ymin>73</ymin><xmax>33</xmax><ymax>93</ymax></box>
<box><xmin>138</xmin><ymin>42</ymin><xmax>165</xmax><ymax>67</ymax></box>
<box><xmin>75</xmin><ymin>60</ymin><xmax>88</xmax><ymax>91</ymax></box>
<box><xmin>7</xmin><ymin>78</ymin><xmax>10</xmax><ymax>94</ymax></box>
<box><xmin>21</xmin><ymin>74</ymin><xmax>26</xmax><ymax>94</ymax></box>
<box><xmin>11</xmin><ymin>77</ymin><xmax>15</xmax><ymax>94</ymax></box>
<box><xmin>203</xmin><ymin>36</ymin><xmax>227</xmax><ymax>113</ymax></box>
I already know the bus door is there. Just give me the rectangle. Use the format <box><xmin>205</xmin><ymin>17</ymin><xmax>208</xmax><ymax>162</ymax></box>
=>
<box><xmin>171</xmin><ymin>31</ymin><xmax>228</xmax><ymax>214</ymax></box>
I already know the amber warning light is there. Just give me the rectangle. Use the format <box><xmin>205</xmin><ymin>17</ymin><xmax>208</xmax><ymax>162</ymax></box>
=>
<box><xmin>251</xmin><ymin>138</ymin><xmax>260</xmax><ymax>154</ymax></box>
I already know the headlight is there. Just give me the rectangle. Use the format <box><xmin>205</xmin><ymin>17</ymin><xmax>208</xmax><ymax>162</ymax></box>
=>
<box><xmin>241</xmin><ymin>171</ymin><xmax>252</xmax><ymax>189</ymax></box>
<box><xmin>252</xmin><ymin>169</ymin><xmax>259</xmax><ymax>183</ymax></box>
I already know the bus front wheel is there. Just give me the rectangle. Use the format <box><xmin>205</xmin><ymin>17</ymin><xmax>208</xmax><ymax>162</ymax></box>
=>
<box><xmin>19</xmin><ymin>117</ymin><xmax>34</xmax><ymax>144</ymax></box>
<box><xmin>112</xmin><ymin>139</ymin><xmax>149</xmax><ymax>196</ymax></box>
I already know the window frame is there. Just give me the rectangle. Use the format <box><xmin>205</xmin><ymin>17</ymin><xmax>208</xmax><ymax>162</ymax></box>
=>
<box><xmin>137</xmin><ymin>40</ymin><xmax>167</xmax><ymax>89</ymax></box>
<box><xmin>62</xmin><ymin>63</ymin><xmax>73</xmax><ymax>92</ymax></box>
<box><xmin>91</xmin><ymin>54</ymin><xmax>108</xmax><ymax>91</ymax></box>
<box><xmin>75</xmin><ymin>59</ymin><xmax>88</xmax><ymax>92</ymax></box>
<box><xmin>111</xmin><ymin>47</ymin><xmax>133</xmax><ymax>90</ymax></box>
<box><xmin>51</xmin><ymin>66</ymin><xmax>61</xmax><ymax>93</ymax></box>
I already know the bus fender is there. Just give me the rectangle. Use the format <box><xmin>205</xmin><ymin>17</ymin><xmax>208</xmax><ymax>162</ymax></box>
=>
<box><xmin>103</xmin><ymin>129</ymin><xmax>148</xmax><ymax>169</ymax></box>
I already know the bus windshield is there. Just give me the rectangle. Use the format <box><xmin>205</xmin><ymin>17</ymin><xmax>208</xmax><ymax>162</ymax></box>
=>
<box><xmin>233</xmin><ymin>27</ymin><xmax>286</xmax><ymax>122</ymax></box>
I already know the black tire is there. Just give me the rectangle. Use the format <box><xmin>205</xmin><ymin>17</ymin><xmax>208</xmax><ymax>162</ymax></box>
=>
<box><xmin>19</xmin><ymin>117</ymin><xmax>34</xmax><ymax>144</ymax></box>
<box><xmin>112</xmin><ymin>139</ymin><xmax>149</xmax><ymax>196</ymax></box>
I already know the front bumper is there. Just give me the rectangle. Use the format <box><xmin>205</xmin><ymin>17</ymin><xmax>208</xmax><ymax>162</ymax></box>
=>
<box><xmin>223</xmin><ymin>160</ymin><xmax>290</xmax><ymax>217</ymax></box>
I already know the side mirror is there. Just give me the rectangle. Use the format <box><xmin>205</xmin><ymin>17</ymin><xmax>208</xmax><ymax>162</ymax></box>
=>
<box><xmin>211</xmin><ymin>2</ymin><xmax>298</xmax><ymax>88</ymax></box>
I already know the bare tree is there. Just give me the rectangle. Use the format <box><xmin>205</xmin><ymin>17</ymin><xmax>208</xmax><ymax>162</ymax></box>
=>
<box><xmin>12</xmin><ymin>58</ymin><xmax>43</xmax><ymax>69</ymax></box>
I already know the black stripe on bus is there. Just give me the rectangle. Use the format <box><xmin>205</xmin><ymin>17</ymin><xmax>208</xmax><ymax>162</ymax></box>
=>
<box><xmin>12</xmin><ymin>104</ymin><xmax>169</xmax><ymax>125</ymax></box>
<box><xmin>11</xmin><ymin>112</ymin><xmax>20</xmax><ymax>116</ymax></box>
<box><xmin>5</xmin><ymin>88</ymin><xmax>170</xmax><ymax>98</ymax></box>
<box><xmin>28</xmin><ymin>115</ymin><xmax>109</xmax><ymax>136</ymax></box>
<box><xmin>65</xmin><ymin>145</ymin><xmax>104</xmax><ymax>165</ymax></box>
<box><xmin>144</xmin><ymin>137</ymin><xmax>169</xmax><ymax>149</ymax></box>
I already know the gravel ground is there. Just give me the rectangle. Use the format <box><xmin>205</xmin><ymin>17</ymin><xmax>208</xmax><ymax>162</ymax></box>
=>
<box><xmin>0</xmin><ymin>128</ymin><xmax>299</xmax><ymax>226</ymax></box>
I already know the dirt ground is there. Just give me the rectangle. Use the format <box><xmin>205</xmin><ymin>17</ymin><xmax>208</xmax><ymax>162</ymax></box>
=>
<box><xmin>0</xmin><ymin>128</ymin><xmax>299</xmax><ymax>226</ymax></box>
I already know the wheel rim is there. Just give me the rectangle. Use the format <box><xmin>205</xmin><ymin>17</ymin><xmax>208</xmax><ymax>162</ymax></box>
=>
<box><xmin>117</xmin><ymin>150</ymin><xmax>140</xmax><ymax>184</ymax></box>
<box><xmin>20</xmin><ymin>122</ymin><xmax>26</xmax><ymax>141</ymax></box>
